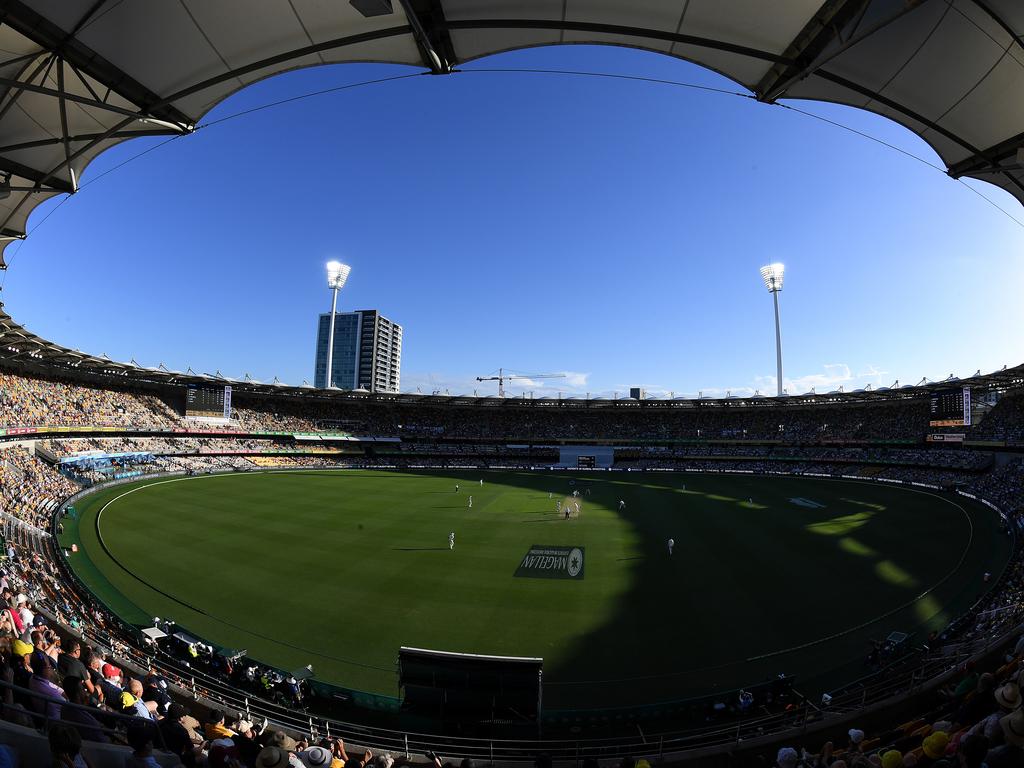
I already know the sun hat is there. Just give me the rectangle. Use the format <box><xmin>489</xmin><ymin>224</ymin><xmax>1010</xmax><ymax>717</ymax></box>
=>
<box><xmin>880</xmin><ymin>750</ymin><xmax>903</xmax><ymax>768</ymax></box>
<box><xmin>995</xmin><ymin>682</ymin><xmax>1022</xmax><ymax>710</ymax></box>
<box><xmin>848</xmin><ymin>728</ymin><xmax>865</xmax><ymax>744</ymax></box>
<box><xmin>256</xmin><ymin>747</ymin><xmax>290</xmax><ymax>768</ymax></box>
<box><xmin>922</xmin><ymin>731</ymin><xmax>950</xmax><ymax>759</ymax></box>
<box><xmin>776</xmin><ymin>747</ymin><xmax>799</xmax><ymax>768</ymax></box>
<box><xmin>299</xmin><ymin>746</ymin><xmax>332</xmax><ymax>768</ymax></box>
<box><xmin>1000</xmin><ymin>708</ymin><xmax>1024</xmax><ymax>748</ymax></box>
<box><xmin>267</xmin><ymin>730</ymin><xmax>299</xmax><ymax>752</ymax></box>
<box><xmin>12</xmin><ymin>639</ymin><xmax>32</xmax><ymax>657</ymax></box>
<box><xmin>257</xmin><ymin>747</ymin><xmax>303</xmax><ymax>768</ymax></box>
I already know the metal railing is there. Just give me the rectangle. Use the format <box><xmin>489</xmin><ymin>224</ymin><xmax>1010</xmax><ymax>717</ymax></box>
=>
<box><xmin>0</xmin><ymin>678</ymin><xmax>170</xmax><ymax>751</ymax></box>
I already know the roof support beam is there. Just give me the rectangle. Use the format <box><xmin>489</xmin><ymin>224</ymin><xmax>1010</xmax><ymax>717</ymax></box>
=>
<box><xmin>947</xmin><ymin>130</ymin><xmax>1024</xmax><ymax>177</ymax></box>
<box><xmin>0</xmin><ymin>73</ymin><xmax>188</xmax><ymax>125</ymax></box>
<box><xmin>0</xmin><ymin>129</ymin><xmax>175</xmax><ymax>155</ymax></box>
<box><xmin>0</xmin><ymin>155</ymin><xmax>73</xmax><ymax>193</ymax></box>
<box><xmin>756</xmin><ymin>0</ymin><xmax>928</xmax><ymax>102</ymax></box>
<box><xmin>0</xmin><ymin>0</ymin><xmax>193</xmax><ymax>126</ymax></box>
<box><xmin>0</xmin><ymin>53</ymin><xmax>55</xmax><ymax>125</ymax></box>
<box><xmin>396</xmin><ymin>0</ymin><xmax>452</xmax><ymax>74</ymax></box>
<box><xmin>441</xmin><ymin>19</ymin><xmax>792</xmax><ymax>65</ymax></box>
<box><xmin>55</xmin><ymin>57</ymin><xmax>74</xmax><ymax>188</ymax></box>
<box><xmin>755</xmin><ymin>0</ymin><xmax>871</xmax><ymax>102</ymax></box>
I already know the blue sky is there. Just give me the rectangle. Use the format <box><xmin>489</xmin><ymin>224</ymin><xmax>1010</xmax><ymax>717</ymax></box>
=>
<box><xmin>2</xmin><ymin>45</ymin><xmax>1022</xmax><ymax>398</ymax></box>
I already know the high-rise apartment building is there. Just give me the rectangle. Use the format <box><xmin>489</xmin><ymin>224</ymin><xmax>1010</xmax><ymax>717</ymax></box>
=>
<box><xmin>314</xmin><ymin>310</ymin><xmax>402</xmax><ymax>392</ymax></box>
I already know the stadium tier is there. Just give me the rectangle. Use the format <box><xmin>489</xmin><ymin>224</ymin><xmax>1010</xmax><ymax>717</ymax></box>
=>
<box><xmin>4</xmin><ymin>1</ymin><xmax>1024</xmax><ymax>766</ymax></box>
<box><xmin>1</xmin><ymin>354</ymin><xmax>1024</xmax><ymax>767</ymax></box>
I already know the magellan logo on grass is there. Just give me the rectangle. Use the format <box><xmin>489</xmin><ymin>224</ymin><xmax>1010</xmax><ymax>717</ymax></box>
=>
<box><xmin>515</xmin><ymin>545</ymin><xmax>585</xmax><ymax>580</ymax></box>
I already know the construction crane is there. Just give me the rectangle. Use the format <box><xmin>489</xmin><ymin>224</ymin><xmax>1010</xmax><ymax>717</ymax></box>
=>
<box><xmin>476</xmin><ymin>368</ymin><xmax>566</xmax><ymax>397</ymax></box>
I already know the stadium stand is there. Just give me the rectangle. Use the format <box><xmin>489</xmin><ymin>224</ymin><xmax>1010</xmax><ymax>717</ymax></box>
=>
<box><xmin>0</xmin><ymin>0</ymin><xmax>1024</xmax><ymax>759</ymax></box>
<box><xmin>0</xmin><ymin>360</ymin><xmax>1023</xmax><ymax>767</ymax></box>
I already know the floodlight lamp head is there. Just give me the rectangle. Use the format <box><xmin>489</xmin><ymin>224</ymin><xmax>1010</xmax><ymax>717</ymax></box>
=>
<box><xmin>326</xmin><ymin>261</ymin><xmax>351</xmax><ymax>290</ymax></box>
<box><xmin>760</xmin><ymin>262</ymin><xmax>785</xmax><ymax>292</ymax></box>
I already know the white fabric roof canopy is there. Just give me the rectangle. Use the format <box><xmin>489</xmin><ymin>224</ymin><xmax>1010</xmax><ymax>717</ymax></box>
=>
<box><xmin>0</xmin><ymin>0</ymin><xmax>1023</xmax><ymax>266</ymax></box>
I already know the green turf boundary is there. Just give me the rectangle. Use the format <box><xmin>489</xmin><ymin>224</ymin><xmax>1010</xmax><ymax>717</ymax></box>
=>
<box><xmin>59</xmin><ymin>468</ymin><xmax>1013</xmax><ymax>710</ymax></box>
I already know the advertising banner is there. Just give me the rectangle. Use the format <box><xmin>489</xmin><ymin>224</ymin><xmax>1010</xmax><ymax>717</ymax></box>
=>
<box><xmin>514</xmin><ymin>545</ymin><xmax>585</xmax><ymax>580</ymax></box>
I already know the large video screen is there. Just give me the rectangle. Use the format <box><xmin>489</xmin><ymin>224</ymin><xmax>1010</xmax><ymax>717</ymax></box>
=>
<box><xmin>929</xmin><ymin>386</ymin><xmax>971</xmax><ymax>427</ymax></box>
<box><xmin>185</xmin><ymin>385</ymin><xmax>231</xmax><ymax>418</ymax></box>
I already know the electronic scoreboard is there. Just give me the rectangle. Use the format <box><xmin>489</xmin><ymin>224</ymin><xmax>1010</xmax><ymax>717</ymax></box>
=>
<box><xmin>185</xmin><ymin>385</ymin><xmax>232</xmax><ymax>419</ymax></box>
<box><xmin>929</xmin><ymin>386</ymin><xmax>971</xmax><ymax>427</ymax></box>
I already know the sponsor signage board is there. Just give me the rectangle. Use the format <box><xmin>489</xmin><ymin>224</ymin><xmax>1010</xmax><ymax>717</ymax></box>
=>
<box><xmin>514</xmin><ymin>545</ymin><xmax>585</xmax><ymax>580</ymax></box>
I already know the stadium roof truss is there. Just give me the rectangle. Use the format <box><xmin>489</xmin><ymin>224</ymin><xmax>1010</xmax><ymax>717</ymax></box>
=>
<box><xmin>0</xmin><ymin>1</ymin><xmax>1023</xmax><ymax>401</ymax></box>
<box><xmin>0</xmin><ymin>0</ymin><xmax>1023</xmax><ymax>263</ymax></box>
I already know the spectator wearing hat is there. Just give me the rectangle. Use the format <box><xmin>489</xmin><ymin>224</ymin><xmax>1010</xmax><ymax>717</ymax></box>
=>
<box><xmin>14</xmin><ymin>594</ymin><xmax>33</xmax><ymax>631</ymax></box>
<box><xmin>299</xmin><ymin>746</ymin><xmax>334</xmax><ymax>768</ymax></box>
<box><xmin>880</xmin><ymin>750</ymin><xmax>903</xmax><ymax>768</ymax></box>
<box><xmin>141</xmin><ymin>669</ymin><xmax>171</xmax><ymax>716</ymax></box>
<box><xmin>121</xmin><ymin>678</ymin><xmax>156</xmax><ymax>720</ymax></box>
<box><xmin>918</xmin><ymin>731</ymin><xmax>950</xmax><ymax>767</ymax></box>
<box><xmin>970</xmin><ymin>683</ymin><xmax>1021</xmax><ymax>741</ymax></box>
<box><xmin>985</xmin><ymin>708</ymin><xmax>1024</xmax><ymax>768</ymax></box>
<box><xmin>98</xmin><ymin>663</ymin><xmax>123</xmax><ymax>705</ymax></box>
<box><xmin>775</xmin><ymin>747</ymin><xmax>800</xmax><ymax>768</ymax></box>
<box><xmin>847</xmin><ymin>729</ymin><xmax>866</xmax><ymax>753</ymax></box>
<box><xmin>256</xmin><ymin>746</ymin><xmax>303</xmax><ymax>768</ymax></box>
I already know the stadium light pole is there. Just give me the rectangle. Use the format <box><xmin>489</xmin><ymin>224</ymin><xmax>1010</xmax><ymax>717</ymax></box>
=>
<box><xmin>324</xmin><ymin>261</ymin><xmax>351</xmax><ymax>389</ymax></box>
<box><xmin>759</xmin><ymin>263</ymin><xmax>785</xmax><ymax>397</ymax></box>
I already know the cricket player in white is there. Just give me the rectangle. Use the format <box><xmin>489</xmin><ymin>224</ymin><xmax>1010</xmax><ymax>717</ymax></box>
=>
<box><xmin>468</xmin><ymin>496</ymin><xmax>473</xmax><ymax>509</ymax></box>
<box><xmin>557</xmin><ymin>500</ymin><xmax>562</xmax><ymax>513</ymax></box>
<box><xmin>479</xmin><ymin>478</ymin><xmax>483</xmax><ymax>486</ymax></box>
<box><xmin>667</xmin><ymin>538</ymin><xmax>674</xmax><ymax>555</ymax></box>
<box><xmin>618</xmin><ymin>500</ymin><xmax>626</xmax><ymax>510</ymax></box>
<box><xmin>449</xmin><ymin>531</ymin><xmax>455</xmax><ymax>550</ymax></box>
<box><xmin>455</xmin><ymin>484</ymin><xmax>459</xmax><ymax>493</ymax></box>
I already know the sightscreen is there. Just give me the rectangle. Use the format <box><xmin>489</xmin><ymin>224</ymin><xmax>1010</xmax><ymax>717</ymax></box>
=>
<box><xmin>398</xmin><ymin>646</ymin><xmax>542</xmax><ymax>725</ymax></box>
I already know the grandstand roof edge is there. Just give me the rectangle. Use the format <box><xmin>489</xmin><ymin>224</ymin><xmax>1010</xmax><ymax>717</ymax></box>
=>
<box><xmin>1</xmin><ymin>304</ymin><xmax>1021</xmax><ymax>409</ymax></box>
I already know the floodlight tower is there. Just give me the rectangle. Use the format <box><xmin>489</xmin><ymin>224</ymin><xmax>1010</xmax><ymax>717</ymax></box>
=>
<box><xmin>759</xmin><ymin>263</ymin><xmax>786</xmax><ymax>397</ymax></box>
<box><xmin>324</xmin><ymin>261</ymin><xmax>351</xmax><ymax>389</ymax></box>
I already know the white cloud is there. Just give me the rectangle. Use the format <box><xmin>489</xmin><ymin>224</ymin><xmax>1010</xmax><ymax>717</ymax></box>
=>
<box><xmin>693</xmin><ymin>362</ymin><xmax>893</xmax><ymax>399</ymax></box>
